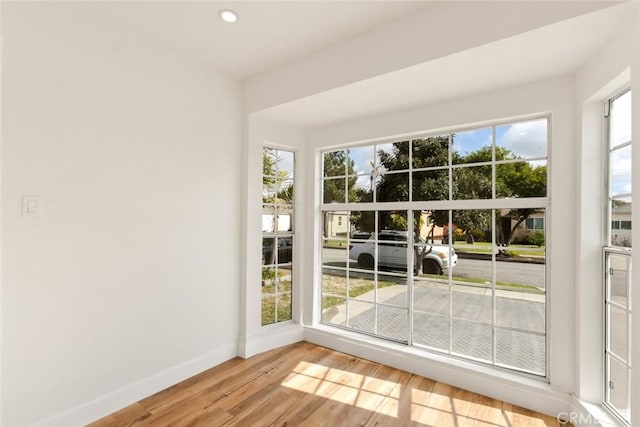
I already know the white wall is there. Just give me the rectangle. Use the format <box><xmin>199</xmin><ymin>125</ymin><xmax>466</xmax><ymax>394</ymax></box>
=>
<box><xmin>301</xmin><ymin>75</ymin><xmax>576</xmax><ymax>416</ymax></box>
<box><xmin>1</xmin><ymin>4</ymin><xmax>241</xmax><ymax>426</ymax></box>
<box><xmin>573</xmin><ymin>13</ymin><xmax>639</xmax><ymax>424</ymax></box>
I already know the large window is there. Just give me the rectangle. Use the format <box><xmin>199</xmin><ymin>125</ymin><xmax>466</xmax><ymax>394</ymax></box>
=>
<box><xmin>321</xmin><ymin>118</ymin><xmax>548</xmax><ymax>376</ymax></box>
<box><xmin>262</xmin><ymin>148</ymin><xmax>294</xmax><ymax>326</ymax></box>
<box><xmin>604</xmin><ymin>90</ymin><xmax>632</xmax><ymax>424</ymax></box>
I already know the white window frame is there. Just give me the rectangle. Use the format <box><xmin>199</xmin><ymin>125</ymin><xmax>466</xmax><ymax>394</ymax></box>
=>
<box><xmin>603</xmin><ymin>89</ymin><xmax>632</xmax><ymax>425</ymax></box>
<box><xmin>319</xmin><ymin>116</ymin><xmax>550</xmax><ymax>378</ymax></box>
<box><xmin>262</xmin><ymin>147</ymin><xmax>295</xmax><ymax>326</ymax></box>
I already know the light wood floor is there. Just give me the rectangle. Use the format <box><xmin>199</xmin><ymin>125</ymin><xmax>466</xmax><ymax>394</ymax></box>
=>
<box><xmin>90</xmin><ymin>341</ymin><xmax>567</xmax><ymax>426</ymax></box>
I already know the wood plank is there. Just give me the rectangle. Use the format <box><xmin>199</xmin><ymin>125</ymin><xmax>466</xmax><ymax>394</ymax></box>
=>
<box><xmin>89</xmin><ymin>342</ymin><xmax>571</xmax><ymax>427</ymax></box>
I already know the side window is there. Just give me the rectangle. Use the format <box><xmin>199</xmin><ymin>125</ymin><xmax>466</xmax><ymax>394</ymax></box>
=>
<box><xmin>603</xmin><ymin>89</ymin><xmax>632</xmax><ymax>424</ymax></box>
<box><xmin>262</xmin><ymin>147</ymin><xmax>294</xmax><ymax>326</ymax></box>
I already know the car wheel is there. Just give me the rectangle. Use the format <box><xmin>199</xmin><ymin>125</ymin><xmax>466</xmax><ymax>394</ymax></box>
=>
<box><xmin>422</xmin><ymin>259</ymin><xmax>443</xmax><ymax>275</ymax></box>
<box><xmin>357</xmin><ymin>253</ymin><xmax>374</xmax><ymax>269</ymax></box>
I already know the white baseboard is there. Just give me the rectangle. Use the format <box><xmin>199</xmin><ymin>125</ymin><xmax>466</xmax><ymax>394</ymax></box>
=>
<box><xmin>238</xmin><ymin>323</ymin><xmax>304</xmax><ymax>358</ymax></box>
<box><xmin>30</xmin><ymin>343</ymin><xmax>238</xmax><ymax>427</ymax></box>
<box><xmin>304</xmin><ymin>325</ymin><xmax>571</xmax><ymax>419</ymax></box>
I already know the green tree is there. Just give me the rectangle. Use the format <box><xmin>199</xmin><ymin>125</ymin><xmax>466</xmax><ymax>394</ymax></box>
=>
<box><xmin>366</xmin><ymin>138</ymin><xmax>547</xmax><ymax>249</ymax></box>
<box><xmin>323</xmin><ymin>151</ymin><xmax>357</xmax><ymax>237</ymax></box>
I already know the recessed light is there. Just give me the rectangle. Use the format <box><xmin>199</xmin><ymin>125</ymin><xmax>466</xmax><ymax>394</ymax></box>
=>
<box><xmin>218</xmin><ymin>9</ymin><xmax>238</xmax><ymax>23</ymax></box>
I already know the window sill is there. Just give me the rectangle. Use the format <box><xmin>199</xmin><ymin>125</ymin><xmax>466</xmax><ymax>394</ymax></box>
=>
<box><xmin>571</xmin><ymin>398</ymin><xmax>630</xmax><ymax>427</ymax></box>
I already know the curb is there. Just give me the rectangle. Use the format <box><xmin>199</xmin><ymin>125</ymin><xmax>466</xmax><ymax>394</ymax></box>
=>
<box><xmin>457</xmin><ymin>251</ymin><xmax>545</xmax><ymax>265</ymax></box>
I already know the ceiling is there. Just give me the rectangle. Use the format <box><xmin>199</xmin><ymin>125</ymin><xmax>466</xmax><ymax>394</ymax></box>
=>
<box><xmin>9</xmin><ymin>1</ymin><xmax>633</xmax><ymax>129</ymax></box>
<box><xmin>256</xmin><ymin>1</ymin><xmax>635</xmax><ymax>128</ymax></box>
<box><xmin>85</xmin><ymin>1</ymin><xmax>429</xmax><ymax>79</ymax></box>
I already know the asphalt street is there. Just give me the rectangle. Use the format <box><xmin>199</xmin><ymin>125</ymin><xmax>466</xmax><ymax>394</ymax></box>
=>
<box><xmin>322</xmin><ymin>247</ymin><xmax>546</xmax><ymax>288</ymax></box>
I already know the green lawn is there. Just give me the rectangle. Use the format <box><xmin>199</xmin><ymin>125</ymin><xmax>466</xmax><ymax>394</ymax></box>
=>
<box><xmin>453</xmin><ymin>241</ymin><xmax>545</xmax><ymax>257</ymax></box>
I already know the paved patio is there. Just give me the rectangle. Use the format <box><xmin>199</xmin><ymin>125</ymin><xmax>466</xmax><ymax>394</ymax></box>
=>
<box><xmin>322</xmin><ymin>280</ymin><xmax>546</xmax><ymax>374</ymax></box>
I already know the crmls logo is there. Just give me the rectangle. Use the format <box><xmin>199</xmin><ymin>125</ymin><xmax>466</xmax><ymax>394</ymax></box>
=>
<box><xmin>557</xmin><ymin>412</ymin><xmax>601</xmax><ymax>425</ymax></box>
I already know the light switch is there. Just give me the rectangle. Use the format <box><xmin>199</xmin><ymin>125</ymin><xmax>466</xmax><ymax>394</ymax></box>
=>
<box><xmin>22</xmin><ymin>195</ymin><xmax>41</xmax><ymax>217</ymax></box>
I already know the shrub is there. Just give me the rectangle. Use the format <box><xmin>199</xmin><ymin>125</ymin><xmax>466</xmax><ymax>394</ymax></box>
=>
<box><xmin>513</xmin><ymin>230</ymin><xmax>545</xmax><ymax>247</ymax></box>
<box><xmin>470</xmin><ymin>228</ymin><xmax>486</xmax><ymax>242</ymax></box>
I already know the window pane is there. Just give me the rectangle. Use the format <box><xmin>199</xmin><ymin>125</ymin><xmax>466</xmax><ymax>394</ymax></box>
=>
<box><xmin>453</xmin><ymin>284</ymin><xmax>492</xmax><ymax>325</ymax></box>
<box><xmin>452</xmin><ymin>318</ymin><xmax>492</xmax><ymax>362</ymax></box>
<box><xmin>376</xmin><ymin>172</ymin><xmax>409</xmax><ymax>202</ymax></box>
<box><xmin>377</xmin><ymin>305</ymin><xmax>407</xmax><ymax>341</ymax></box>
<box><xmin>378</xmin><ymin>211</ymin><xmax>408</xmax><ymax>234</ymax></box>
<box><xmin>452</xmin><ymin>166</ymin><xmax>491</xmax><ymax>199</ymax></box>
<box><xmin>323</xmin><ymin>150</ymin><xmax>347</xmax><ymax>177</ymax></box>
<box><xmin>261</xmin><ymin>295</ymin><xmax>275</xmax><ymax>326</ymax></box>
<box><xmin>496</xmin><ymin>329</ymin><xmax>545</xmax><ymax>375</ymax></box>
<box><xmin>611</xmin><ymin>145</ymin><xmax>631</xmax><ymax>196</ymax></box>
<box><xmin>263</xmin><ymin>148</ymin><xmax>294</xmax><ymax>326</ymax></box>
<box><xmin>262</xmin><ymin>238</ymin><xmax>276</xmax><ymax>265</ymax></box>
<box><xmin>323</xmin><ymin>178</ymin><xmax>345</xmax><ymax>203</ymax></box>
<box><xmin>349</xmin><ymin>272</ymin><xmax>375</xmax><ymax>301</ymax></box>
<box><xmin>452</xmin><ymin>127</ymin><xmax>492</xmax><ymax>165</ymax></box>
<box><xmin>261</xmin><ymin>267</ymin><xmax>276</xmax><ymax>291</ymax></box>
<box><xmin>277</xmin><ymin>150</ymin><xmax>295</xmax><ymax>179</ymax></box>
<box><xmin>263</xmin><ymin>182</ymin><xmax>277</xmax><ymax>203</ymax></box>
<box><xmin>348</xmin><ymin>175</ymin><xmax>374</xmax><ymax>203</ymax></box>
<box><xmin>607</xmin><ymin>356</ymin><xmax>630</xmax><ymax>420</ymax></box>
<box><xmin>348</xmin><ymin>301</ymin><xmax>375</xmax><ymax>334</ymax></box>
<box><xmin>413</xmin><ymin>312</ymin><xmax>450</xmax><ymax>351</ymax></box>
<box><xmin>451</xmin><ymin>209</ymin><xmax>492</xmax><ymax>249</ymax></box>
<box><xmin>348</xmin><ymin>145</ymin><xmax>375</xmax><ymax>176</ymax></box>
<box><xmin>412</xmin><ymin>136</ymin><xmax>449</xmax><ymax>168</ymax></box>
<box><xmin>496</xmin><ymin>119</ymin><xmax>547</xmax><ymax>159</ymax></box>
<box><xmin>417</xmin><ymin>210</ymin><xmax>449</xmax><ymax>245</ymax></box>
<box><xmin>322</xmin><ymin>268</ymin><xmax>347</xmax><ymax>297</ymax></box>
<box><xmin>495</xmin><ymin>208</ymin><xmax>545</xmax><ymax>339</ymax></box>
<box><xmin>412</xmin><ymin>169</ymin><xmax>448</xmax><ymax>201</ymax></box>
<box><xmin>277</xmin><ymin>293</ymin><xmax>292</xmax><ymax>322</ymax></box>
<box><xmin>496</xmin><ymin>295</ymin><xmax>545</xmax><ymax>334</ymax></box>
<box><xmin>611</xmin><ymin>199</ymin><xmax>632</xmax><ymax>247</ymax></box>
<box><xmin>323</xmin><ymin>211</ymin><xmax>349</xmax><ymax>239</ymax></box>
<box><xmin>608</xmin><ymin>254</ymin><xmax>629</xmax><ymax>307</ymax></box>
<box><xmin>277</xmin><ymin>237</ymin><xmax>293</xmax><ymax>264</ymax></box>
<box><xmin>276</xmin><ymin>180</ymin><xmax>294</xmax><ymax>204</ymax></box>
<box><xmin>607</xmin><ymin>304</ymin><xmax>627</xmax><ymax>361</ymax></box>
<box><xmin>277</xmin><ymin>206</ymin><xmax>293</xmax><ymax>232</ymax></box>
<box><xmin>496</xmin><ymin>161</ymin><xmax>547</xmax><ymax>199</ymax></box>
<box><xmin>610</xmin><ymin>90</ymin><xmax>632</xmax><ymax>148</ymax></box>
<box><xmin>322</xmin><ymin>244</ymin><xmax>348</xmax><ymax>269</ymax></box>
<box><xmin>350</xmin><ymin>211</ymin><xmax>374</xmax><ymax>239</ymax></box>
<box><xmin>262</xmin><ymin>207</ymin><xmax>275</xmax><ymax>233</ymax></box>
<box><xmin>376</xmin><ymin>211</ymin><xmax>408</xmax><ymax>274</ymax></box>
<box><xmin>378</xmin><ymin>272</ymin><xmax>407</xmax><ymax>306</ymax></box>
<box><xmin>413</xmin><ymin>276</ymin><xmax>449</xmax><ymax>315</ymax></box>
<box><xmin>263</xmin><ymin>147</ymin><xmax>277</xmax><ymax>178</ymax></box>
<box><xmin>377</xmin><ymin>141</ymin><xmax>409</xmax><ymax>172</ymax></box>
<box><xmin>321</xmin><ymin>295</ymin><xmax>346</xmax><ymax>325</ymax></box>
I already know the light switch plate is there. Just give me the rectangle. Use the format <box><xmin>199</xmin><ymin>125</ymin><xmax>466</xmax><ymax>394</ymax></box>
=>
<box><xmin>22</xmin><ymin>195</ymin><xmax>41</xmax><ymax>217</ymax></box>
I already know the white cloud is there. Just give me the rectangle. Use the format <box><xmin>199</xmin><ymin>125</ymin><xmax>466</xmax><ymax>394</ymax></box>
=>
<box><xmin>497</xmin><ymin>120</ymin><xmax>547</xmax><ymax>159</ymax></box>
<box><xmin>610</xmin><ymin>90</ymin><xmax>632</xmax><ymax>147</ymax></box>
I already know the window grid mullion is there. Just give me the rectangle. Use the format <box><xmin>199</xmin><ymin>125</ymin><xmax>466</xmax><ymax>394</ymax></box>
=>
<box><xmin>320</xmin><ymin>117</ymin><xmax>549</xmax><ymax>377</ymax></box>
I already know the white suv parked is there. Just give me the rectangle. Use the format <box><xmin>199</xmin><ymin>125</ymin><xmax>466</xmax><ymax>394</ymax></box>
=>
<box><xmin>349</xmin><ymin>230</ymin><xmax>457</xmax><ymax>275</ymax></box>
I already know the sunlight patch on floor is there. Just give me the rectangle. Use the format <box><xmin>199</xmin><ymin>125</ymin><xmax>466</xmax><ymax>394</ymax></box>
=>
<box><xmin>281</xmin><ymin>361</ymin><xmax>400</xmax><ymax>417</ymax></box>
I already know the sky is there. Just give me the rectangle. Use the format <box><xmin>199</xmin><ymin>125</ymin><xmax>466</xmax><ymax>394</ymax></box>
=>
<box><xmin>610</xmin><ymin>91</ymin><xmax>632</xmax><ymax>196</ymax></box>
<box><xmin>338</xmin><ymin>118</ymin><xmax>549</xmax><ymax>192</ymax></box>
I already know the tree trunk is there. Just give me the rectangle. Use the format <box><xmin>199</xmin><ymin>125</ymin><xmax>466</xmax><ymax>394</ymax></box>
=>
<box><xmin>506</xmin><ymin>216</ymin><xmax>528</xmax><ymax>246</ymax></box>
